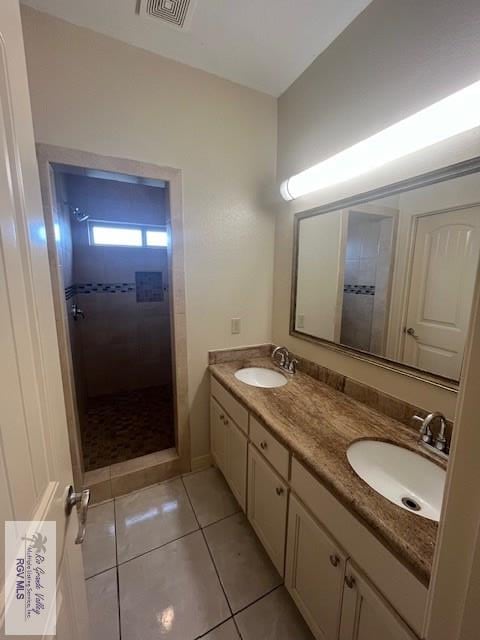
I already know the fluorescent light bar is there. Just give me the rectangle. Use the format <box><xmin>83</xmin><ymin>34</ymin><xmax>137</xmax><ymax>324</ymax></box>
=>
<box><xmin>280</xmin><ymin>79</ymin><xmax>480</xmax><ymax>200</ymax></box>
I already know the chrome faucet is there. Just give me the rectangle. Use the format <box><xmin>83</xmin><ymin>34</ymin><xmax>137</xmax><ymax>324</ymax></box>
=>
<box><xmin>272</xmin><ymin>346</ymin><xmax>298</xmax><ymax>374</ymax></box>
<box><xmin>413</xmin><ymin>412</ymin><xmax>449</xmax><ymax>459</ymax></box>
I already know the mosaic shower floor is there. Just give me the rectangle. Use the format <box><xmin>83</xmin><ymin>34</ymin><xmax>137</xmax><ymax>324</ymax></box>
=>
<box><xmin>82</xmin><ymin>385</ymin><xmax>175</xmax><ymax>471</ymax></box>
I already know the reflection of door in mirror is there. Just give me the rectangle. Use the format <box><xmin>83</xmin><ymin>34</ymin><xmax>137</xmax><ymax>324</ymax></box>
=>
<box><xmin>402</xmin><ymin>208</ymin><xmax>480</xmax><ymax>380</ymax></box>
<box><xmin>340</xmin><ymin>207</ymin><xmax>397</xmax><ymax>356</ymax></box>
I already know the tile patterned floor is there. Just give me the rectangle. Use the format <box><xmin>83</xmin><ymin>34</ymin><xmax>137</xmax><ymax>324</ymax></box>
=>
<box><xmin>83</xmin><ymin>467</ymin><xmax>314</xmax><ymax>640</ymax></box>
<box><xmin>82</xmin><ymin>386</ymin><xmax>175</xmax><ymax>471</ymax></box>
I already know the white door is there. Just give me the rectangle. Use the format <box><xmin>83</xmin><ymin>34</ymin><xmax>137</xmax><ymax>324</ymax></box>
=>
<box><xmin>403</xmin><ymin>208</ymin><xmax>480</xmax><ymax>379</ymax></box>
<box><xmin>0</xmin><ymin>1</ymin><xmax>89</xmax><ymax>638</ymax></box>
<box><xmin>224</xmin><ymin>419</ymin><xmax>247</xmax><ymax>512</ymax></box>
<box><xmin>247</xmin><ymin>445</ymin><xmax>288</xmax><ymax>576</ymax></box>
<box><xmin>285</xmin><ymin>495</ymin><xmax>346</xmax><ymax>640</ymax></box>
<box><xmin>339</xmin><ymin>562</ymin><xmax>416</xmax><ymax>640</ymax></box>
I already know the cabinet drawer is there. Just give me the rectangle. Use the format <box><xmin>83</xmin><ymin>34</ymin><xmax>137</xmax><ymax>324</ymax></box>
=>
<box><xmin>250</xmin><ymin>415</ymin><xmax>290</xmax><ymax>480</ymax></box>
<box><xmin>291</xmin><ymin>458</ymin><xmax>427</xmax><ymax>637</ymax></box>
<box><xmin>211</xmin><ymin>376</ymin><xmax>248</xmax><ymax>434</ymax></box>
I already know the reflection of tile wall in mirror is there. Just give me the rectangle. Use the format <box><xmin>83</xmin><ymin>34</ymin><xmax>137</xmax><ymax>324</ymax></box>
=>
<box><xmin>293</xmin><ymin>170</ymin><xmax>480</xmax><ymax>381</ymax></box>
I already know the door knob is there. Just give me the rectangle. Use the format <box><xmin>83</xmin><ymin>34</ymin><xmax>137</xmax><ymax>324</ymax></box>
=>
<box><xmin>65</xmin><ymin>486</ymin><xmax>91</xmax><ymax>544</ymax></box>
<box><xmin>405</xmin><ymin>327</ymin><xmax>418</xmax><ymax>338</ymax></box>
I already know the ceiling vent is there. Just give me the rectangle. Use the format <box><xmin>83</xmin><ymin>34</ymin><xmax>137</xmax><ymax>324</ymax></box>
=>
<box><xmin>139</xmin><ymin>0</ymin><xmax>197</xmax><ymax>30</ymax></box>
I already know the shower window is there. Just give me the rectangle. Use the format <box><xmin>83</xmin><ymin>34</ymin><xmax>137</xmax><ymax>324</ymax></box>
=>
<box><xmin>146</xmin><ymin>229</ymin><xmax>168</xmax><ymax>247</ymax></box>
<box><xmin>88</xmin><ymin>221</ymin><xmax>168</xmax><ymax>248</ymax></box>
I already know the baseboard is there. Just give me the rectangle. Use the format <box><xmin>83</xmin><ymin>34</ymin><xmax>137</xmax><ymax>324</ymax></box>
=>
<box><xmin>191</xmin><ymin>453</ymin><xmax>213</xmax><ymax>472</ymax></box>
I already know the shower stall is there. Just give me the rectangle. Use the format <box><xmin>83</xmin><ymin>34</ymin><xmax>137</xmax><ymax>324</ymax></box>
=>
<box><xmin>52</xmin><ymin>165</ymin><xmax>175</xmax><ymax>471</ymax></box>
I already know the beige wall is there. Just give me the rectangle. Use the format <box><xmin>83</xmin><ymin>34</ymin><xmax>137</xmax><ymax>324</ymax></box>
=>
<box><xmin>21</xmin><ymin>6</ymin><xmax>277</xmax><ymax>462</ymax></box>
<box><xmin>274</xmin><ymin>0</ymin><xmax>480</xmax><ymax>420</ymax></box>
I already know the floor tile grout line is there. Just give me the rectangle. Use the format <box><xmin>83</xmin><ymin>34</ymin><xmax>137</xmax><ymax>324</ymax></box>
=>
<box><xmin>181</xmin><ymin>472</ymin><xmax>242</xmax><ymax>530</ymax></box>
<box><xmin>193</xmin><ymin>616</ymin><xmax>236</xmax><ymax>640</ymax></box>
<box><xmin>113</xmin><ymin>496</ymin><xmax>122</xmax><ymax>640</ymax></box>
<box><xmin>116</xmin><ymin>564</ymin><xmax>122</xmax><ymax>640</ymax></box>
<box><xmin>180</xmin><ymin>476</ymin><xmax>202</xmax><ymax>529</ymax></box>
<box><xmin>116</xmin><ymin>526</ymin><xmax>200</xmax><ymax>568</ymax></box>
<box><xmin>181</xmin><ymin>477</ymin><xmax>242</xmax><ymax>638</ymax></box>
<box><xmin>85</xmin><ymin>564</ymin><xmax>118</xmax><ymax>582</ymax></box>
<box><xmin>113</xmin><ymin>474</ymin><xmax>182</xmax><ymax>503</ymax></box>
<box><xmin>181</xmin><ymin>476</ymin><xmax>237</xmax><ymax>625</ymax></box>
<box><xmin>233</xmin><ymin>583</ymin><xmax>283</xmax><ymax>618</ymax></box>
<box><xmin>113</xmin><ymin>497</ymin><xmax>119</xmax><ymax>566</ymax></box>
<box><xmin>232</xmin><ymin>615</ymin><xmax>244</xmax><ymax>640</ymax></box>
<box><xmin>195</xmin><ymin>507</ymin><xmax>242</xmax><ymax>532</ymax></box>
<box><xmin>200</xmin><ymin>526</ymin><xmax>233</xmax><ymax>616</ymax></box>
<box><xmin>182</xmin><ymin>475</ymin><xmax>282</xmax><ymax>638</ymax></box>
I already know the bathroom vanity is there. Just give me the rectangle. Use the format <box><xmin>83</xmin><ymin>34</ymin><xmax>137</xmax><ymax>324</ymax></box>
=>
<box><xmin>209</xmin><ymin>357</ymin><xmax>442</xmax><ymax>640</ymax></box>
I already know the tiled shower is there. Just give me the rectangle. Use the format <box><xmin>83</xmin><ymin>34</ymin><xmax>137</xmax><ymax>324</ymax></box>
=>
<box><xmin>54</xmin><ymin>168</ymin><xmax>175</xmax><ymax>471</ymax></box>
<box><xmin>341</xmin><ymin>212</ymin><xmax>395</xmax><ymax>356</ymax></box>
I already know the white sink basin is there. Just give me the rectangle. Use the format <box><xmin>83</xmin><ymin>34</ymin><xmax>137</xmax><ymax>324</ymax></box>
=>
<box><xmin>347</xmin><ymin>440</ymin><xmax>446</xmax><ymax>521</ymax></box>
<box><xmin>234</xmin><ymin>367</ymin><xmax>287</xmax><ymax>389</ymax></box>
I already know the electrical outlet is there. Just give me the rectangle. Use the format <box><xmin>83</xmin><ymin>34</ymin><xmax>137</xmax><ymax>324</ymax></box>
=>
<box><xmin>231</xmin><ymin>318</ymin><xmax>241</xmax><ymax>335</ymax></box>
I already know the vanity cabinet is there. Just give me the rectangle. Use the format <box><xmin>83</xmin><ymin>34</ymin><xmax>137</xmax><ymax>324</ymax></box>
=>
<box><xmin>247</xmin><ymin>443</ymin><xmax>288</xmax><ymax>575</ymax></box>
<box><xmin>339</xmin><ymin>562</ymin><xmax>417</xmax><ymax>640</ymax></box>
<box><xmin>210</xmin><ymin>396</ymin><xmax>247</xmax><ymax>511</ymax></box>
<box><xmin>210</xmin><ymin>376</ymin><xmax>425</xmax><ymax>639</ymax></box>
<box><xmin>285</xmin><ymin>495</ymin><xmax>346</xmax><ymax>640</ymax></box>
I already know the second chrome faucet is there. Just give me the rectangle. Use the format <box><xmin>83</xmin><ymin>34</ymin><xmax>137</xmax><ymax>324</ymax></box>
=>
<box><xmin>413</xmin><ymin>412</ymin><xmax>449</xmax><ymax>459</ymax></box>
<box><xmin>272</xmin><ymin>346</ymin><xmax>298</xmax><ymax>374</ymax></box>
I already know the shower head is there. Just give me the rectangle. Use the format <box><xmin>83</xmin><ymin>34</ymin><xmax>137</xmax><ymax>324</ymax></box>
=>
<box><xmin>70</xmin><ymin>206</ymin><xmax>89</xmax><ymax>222</ymax></box>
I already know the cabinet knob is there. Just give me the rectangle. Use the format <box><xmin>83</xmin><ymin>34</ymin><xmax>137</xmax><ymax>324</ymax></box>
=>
<box><xmin>329</xmin><ymin>554</ymin><xmax>340</xmax><ymax>568</ymax></box>
<box><xmin>260</xmin><ymin>441</ymin><xmax>268</xmax><ymax>450</ymax></box>
<box><xmin>276</xmin><ymin>487</ymin><xmax>284</xmax><ymax>496</ymax></box>
<box><xmin>220</xmin><ymin>414</ymin><xmax>225</xmax><ymax>420</ymax></box>
<box><xmin>345</xmin><ymin>575</ymin><xmax>356</xmax><ymax>589</ymax></box>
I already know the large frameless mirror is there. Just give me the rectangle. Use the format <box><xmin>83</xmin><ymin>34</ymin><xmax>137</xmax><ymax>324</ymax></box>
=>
<box><xmin>291</xmin><ymin>159</ymin><xmax>480</xmax><ymax>384</ymax></box>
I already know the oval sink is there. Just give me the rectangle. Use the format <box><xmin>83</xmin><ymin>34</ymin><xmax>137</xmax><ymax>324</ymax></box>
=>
<box><xmin>234</xmin><ymin>367</ymin><xmax>287</xmax><ymax>389</ymax></box>
<box><xmin>347</xmin><ymin>440</ymin><xmax>446</xmax><ymax>521</ymax></box>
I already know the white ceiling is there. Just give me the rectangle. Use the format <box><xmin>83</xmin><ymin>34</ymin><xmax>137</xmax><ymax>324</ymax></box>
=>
<box><xmin>21</xmin><ymin>0</ymin><xmax>372</xmax><ymax>96</ymax></box>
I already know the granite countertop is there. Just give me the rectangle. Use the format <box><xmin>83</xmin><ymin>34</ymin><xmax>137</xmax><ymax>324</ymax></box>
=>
<box><xmin>209</xmin><ymin>356</ymin><xmax>443</xmax><ymax>587</ymax></box>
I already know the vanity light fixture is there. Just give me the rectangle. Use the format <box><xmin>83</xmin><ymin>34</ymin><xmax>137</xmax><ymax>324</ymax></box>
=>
<box><xmin>280</xmin><ymin>79</ymin><xmax>480</xmax><ymax>200</ymax></box>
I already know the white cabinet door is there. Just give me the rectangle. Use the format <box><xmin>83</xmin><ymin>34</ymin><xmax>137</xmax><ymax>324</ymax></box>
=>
<box><xmin>248</xmin><ymin>444</ymin><xmax>288</xmax><ymax>575</ymax></box>
<box><xmin>339</xmin><ymin>562</ymin><xmax>417</xmax><ymax>640</ymax></box>
<box><xmin>285</xmin><ymin>495</ymin><xmax>346</xmax><ymax>640</ymax></box>
<box><xmin>225</xmin><ymin>418</ymin><xmax>248</xmax><ymax>511</ymax></box>
<box><xmin>210</xmin><ymin>397</ymin><xmax>227</xmax><ymax>474</ymax></box>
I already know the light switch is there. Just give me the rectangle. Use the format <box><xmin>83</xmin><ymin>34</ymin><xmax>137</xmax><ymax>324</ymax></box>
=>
<box><xmin>297</xmin><ymin>314</ymin><xmax>305</xmax><ymax>329</ymax></box>
<box><xmin>231</xmin><ymin>318</ymin><xmax>241</xmax><ymax>335</ymax></box>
